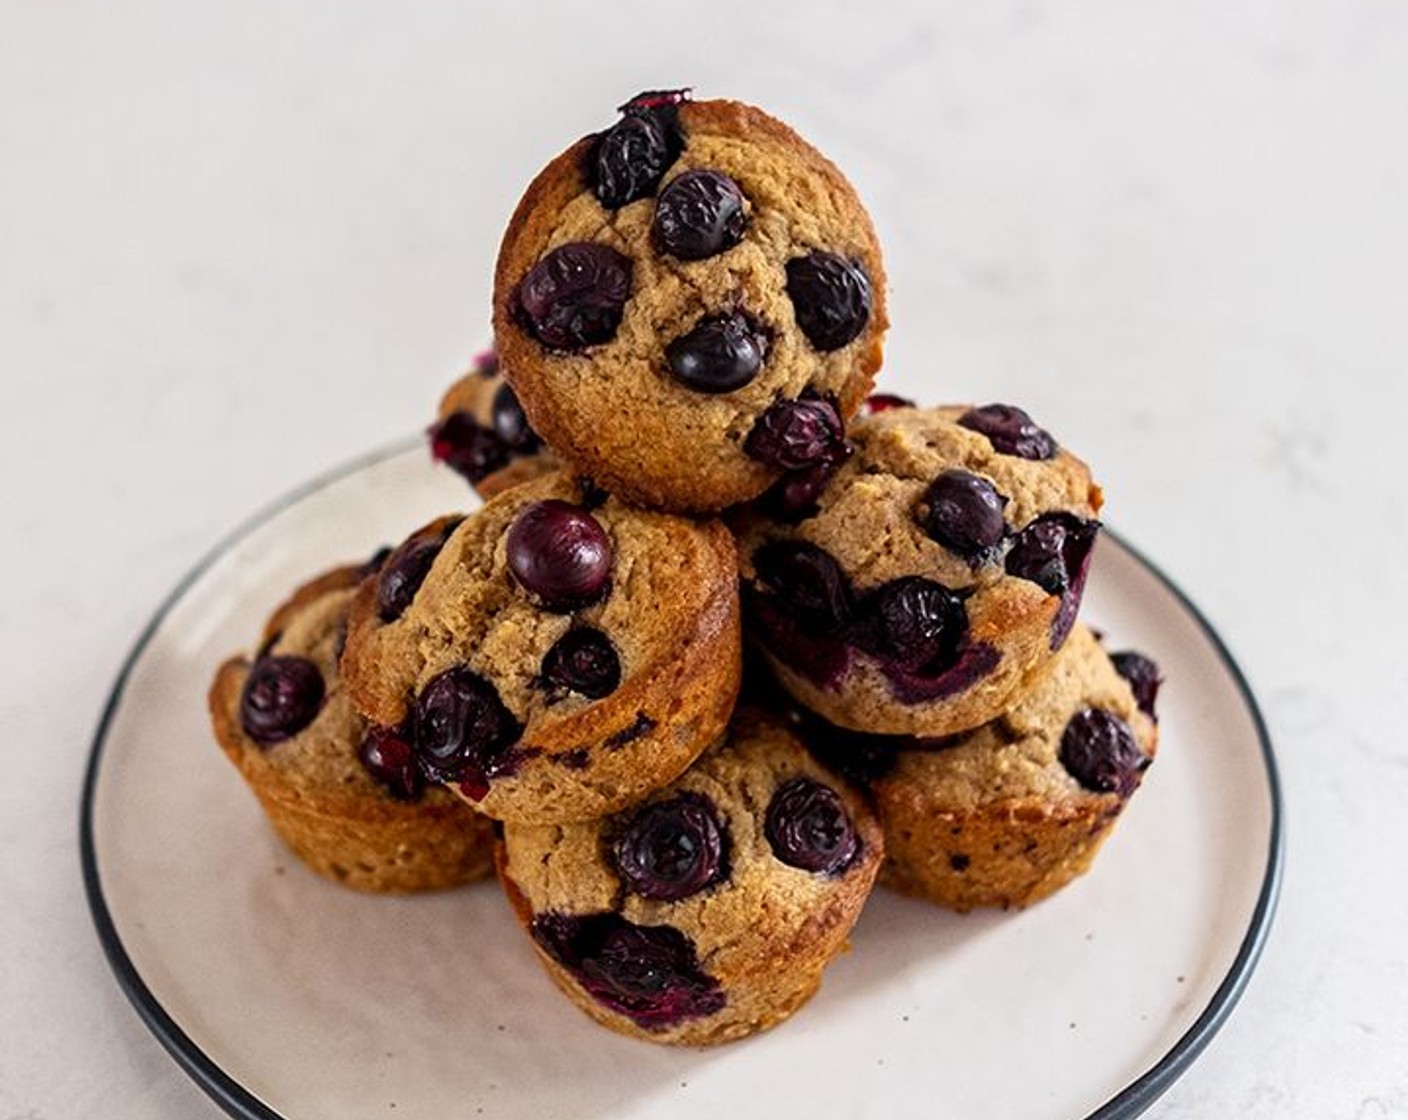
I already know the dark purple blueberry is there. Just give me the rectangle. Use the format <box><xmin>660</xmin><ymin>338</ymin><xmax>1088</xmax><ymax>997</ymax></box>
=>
<box><xmin>1111</xmin><ymin>651</ymin><xmax>1162</xmax><ymax>720</ymax></box>
<box><xmin>1005</xmin><ymin>514</ymin><xmax>1100</xmax><ymax>597</ymax></box>
<box><xmin>785</xmin><ymin>252</ymin><xmax>872</xmax><ymax>351</ymax></box>
<box><xmin>920</xmin><ymin>470</ymin><xmax>1009</xmax><ymax>560</ymax></box>
<box><xmin>863</xmin><ymin>393</ymin><xmax>914</xmax><ymax>414</ymax></box>
<box><xmin>744</xmin><ymin>396</ymin><xmax>847</xmax><ymax>472</ymax></box>
<box><xmin>589</xmin><ymin>94</ymin><xmax>685</xmax><ymax>209</ymax></box>
<box><xmin>360</xmin><ymin>545</ymin><xmax>392</xmax><ymax>577</ymax></box>
<box><xmin>751</xmin><ymin>540</ymin><xmax>854</xmax><ymax>632</ymax></box>
<box><xmin>239</xmin><ymin>655</ymin><xmax>324</xmax><ymax>745</ymax></box>
<box><xmin>540</xmin><ymin>627</ymin><xmax>621</xmax><ymax>699</ymax></box>
<box><xmin>358</xmin><ymin>725</ymin><xmax>423</xmax><ymax>801</ymax></box>
<box><xmin>652</xmin><ymin>170</ymin><xmax>747</xmax><ymax>260</ymax></box>
<box><xmin>531</xmin><ymin>912</ymin><xmax>724</xmax><ymax>1029</ymax></box>
<box><xmin>506</xmin><ymin>500</ymin><xmax>613</xmax><ymax>611</ymax></box>
<box><xmin>764</xmin><ymin>777</ymin><xmax>859</xmax><ymax>875</ymax></box>
<box><xmin>605</xmin><ymin>712</ymin><xmax>657</xmax><ymax>750</ymax></box>
<box><xmin>491</xmin><ymin>383</ymin><xmax>540</xmax><ymax>452</ymax></box>
<box><xmin>412</xmin><ymin>667</ymin><xmax>522</xmax><ymax>788</ymax></box>
<box><xmin>665</xmin><ymin>311</ymin><xmax>765</xmax><ymax>394</ymax></box>
<box><xmin>1059</xmin><ymin>707</ymin><xmax>1147</xmax><ymax>797</ymax></box>
<box><xmin>514</xmin><ymin>242</ymin><xmax>632</xmax><ymax>351</ymax></box>
<box><xmin>611</xmin><ymin>792</ymin><xmax>727</xmax><ymax>901</ymax></box>
<box><xmin>1005</xmin><ymin>513</ymin><xmax>1100</xmax><ymax>647</ymax></box>
<box><xmin>761</xmin><ymin>455</ymin><xmax>846</xmax><ymax>522</ymax></box>
<box><xmin>959</xmin><ymin>404</ymin><xmax>1058</xmax><ymax>461</ymax></box>
<box><xmin>858</xmin><ymin>576</ymin><xmax>966</xmax><ymax>670</ymax></box>
<box><xmin>427</xmin><ymin>411</ymin><xmax>509</xmax><ymax>484</ymax></box>
<box><xmin>376</xmin><ymin>519</ymin><xmax>461</xmax><ymax>623</ymax></box>
<box><xmin>880</xmin><ymin>641</ymin><xmax>1000</xmax><ymax>704</ymax></box>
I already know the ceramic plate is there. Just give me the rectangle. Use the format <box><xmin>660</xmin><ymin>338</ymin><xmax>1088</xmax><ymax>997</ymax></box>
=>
<box><xmin>81</xmin><ymin>442</ymin><xmax>1282</xmax><ymax>1120</ymax></box>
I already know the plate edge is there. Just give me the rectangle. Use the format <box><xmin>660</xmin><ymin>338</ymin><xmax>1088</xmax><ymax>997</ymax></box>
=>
<box><xmin>77</xmin><ymin>441</ymin><xmax>1286</xmax><ymax>1120</ymax></box>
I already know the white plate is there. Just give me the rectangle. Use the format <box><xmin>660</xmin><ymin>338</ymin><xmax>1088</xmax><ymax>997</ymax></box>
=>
<box><xmin>82</xmin><ymin>442</ymin><xmax>1282</xmax><ymax>1120</ymax></box>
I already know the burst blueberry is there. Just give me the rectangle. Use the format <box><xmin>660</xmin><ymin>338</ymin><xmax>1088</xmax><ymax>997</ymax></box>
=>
<box><xmin>744</xmin><ymin>396</ymin><xmax>847</xmax><ymax>472</ymax></box>
<box><xmin>412</xmin><ymin>666</ymin><xmax>522</xmax><ymax>787</ymax></box>
<box><xmin>1111</xmin><ymin>651</ymin><xmax>1162</xmax><ymax>720</ymax></box>
<box><xmin>531</xmin><ymin>912</ymin><xmax>725</xmax><ymax>1030</ymax></box>
<box><xmin>357</xmin><ymin>725</ymin><xmax>423</xmax><ymax>801</ymax></box>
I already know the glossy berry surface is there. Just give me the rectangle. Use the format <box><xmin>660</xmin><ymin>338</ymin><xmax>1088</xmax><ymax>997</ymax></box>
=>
<box><xmin>1005</xmin><ymin>513</ymin><xmax>1099</xmax><ymax>648</ymax></box>
<box><xmin>862</xmin><ymin>576</ymin><xmax>966</xmax><ymax>670</ymax></box>
<box><xmin>506</xmin><ymin>500</ymin><xmax>613</xmax><ymax>611</ymax></box>
<box><xmin>1111</xmin><ymin>651</ymin><xmax>1162</xmax><ymax>719</ymax></box>
<box><xmin>1005</xmin><ymin>514</ymin><xmax>1099</xmax><ymax>595</ymax></box>
<box><xmin>784</xmin><ymin>252</ymin><xmax>872</xmax><ymax>351</ymax></box>
<box><xmin>239</xmin><ymin>655</ymin><xmax>324</xmax><ymax>745</ymax></box>
<box><xmin>744</xmin><ymin>396</ymin><xmax>846</xmax><ymax>472</ymax></box>
<box><xmin>764</xmin><ymin>777</ymin><xmax>858</xmax><ymax>875</ymax></box>
<box><xmin>491</xmin><ymin>383</ymin><xmax>540</xmax><ymax>451</ymax></box>
<box><xmin>412</xmin><ymin>667</ymin><xmax>522</xmax><ymax>786</ymax></box>
<box><xmin>921</xmin><ymin>470</ymin><xmax>1009</xmax><ymax>559</ymax></box>
<box><xmin>376</xmin><ymin>520</ymin><xmax>460</xmax><ymax>623</ymax></box>
<box><xmin>762</xmin><ymin>457</ymin><xmax>844</xmax><ymax>521</ymax></box>
<box><xmin>515</xmin><ymin>242</ymin><xmax>632</xmax><ymax>350</ymax></box>
<box><xmin>540</xmin><ymin>627</ymin><xmax>621</xmax><ymax>699</ymax></box>
<box><xmin>652</xmin><ymin>169</ymin><xmax>747</xmax><ymax>260</ymax></box>
<box><xmin>665</xmin><ymin>311</ymin><xmax>765</xmax><ymax>393</ymax></box>
<box><xmin>531</xmin><ymin>912</ymin><xmax>724</xmax><ymax>1030</ymax></box>
<box><xmin>1059</xmin><ymin>707</ymin><xmax>1147</xmax><ymax>797</ymax></box>
<box><xmin>357</xmin><ymin>725</ymin><xmax>423</xmax><ymax>801</ymax></box>
<box><xmin>611</xmin><ymin>792</ymin><xmax>727</xmax><ymax>901</ymax></box>
<box><xmin>959</xmin><ymin>404</ymin><xmax>1058</xmax><ymax>461</ymax></box>
<box><xmin>428</xmin><ymin>412</ymin><xmax>508</xmax><ymax>484</ymax></box>
<box><xmin>590</xmin><ymin>97</ymin><xmax>684</xmax><ymax>209</ymax></box>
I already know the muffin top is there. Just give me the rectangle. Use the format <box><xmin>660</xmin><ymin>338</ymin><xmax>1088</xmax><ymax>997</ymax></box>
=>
<box><xmin>493</xmin><ymin>92</ymin><xmax>888</xmax><ymax>512</ymax></box>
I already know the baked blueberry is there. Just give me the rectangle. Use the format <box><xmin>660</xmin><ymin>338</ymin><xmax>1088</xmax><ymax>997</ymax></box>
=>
<box><xmin>652</xmin><ymin>169</ymin><xmax>747</xmax><ymax>260</ymax></box>
<box><xmin>959</xmin><ymin>404</ymin><xmax>1058</xmax><ymax>461</ymax></box>
<box><xmin>506</xmin><ymin>500</ymin><xmax>613</xmax><ymax>611</ymax></box>
<box><xmin>1059</xmin><ymin>707</ymin><xmax>1147</xmax><ymax>797</ymax></box>
<box><xmin>920</xmin><ymin>471</ymin><xmax>1008</xmax><ymax>560</ymax></box>
<box><xmin>785</xmin><ymin>252</ymin><xmax>872</xmax><ymax>351</ymax></box>
<box><xmin>765</xmin><ymin>777</ymin><xmax>858</xmax><ymax>875</ymax></box>
<box><xmin>239</xmin><ymin>655</ymin><xmax>325</xmax><ymax>745</ymax></box>
<box><xmin>515</xmin><ymin>243</ymin><xmax>632</xmax><ymax>350</ymax></box>
<box><xmin>540</xmin><ymin>627</ymin><xmax>621</xmax><ymax>700</ymax></box>
<box><xmin>611</xmin><ymin>792</ymin><xmax>726</xmax><ymax>901</ymax></box>
<box><xmin>665</xmin><ymin>311</ymin><xmax>765</xmax><ymax>393</ymax></box>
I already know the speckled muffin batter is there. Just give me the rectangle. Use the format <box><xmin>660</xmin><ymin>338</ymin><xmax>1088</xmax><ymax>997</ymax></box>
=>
<box><xmin>208</xmin><ymin>562</ymin><xmax>497</xmax><ymax>893</ymax></box>
<box><xmin>734</xmin><ymin>400</ymin><xmax>1103</xmax><ymax>737</ymax></box>
<box><xmin>498</xmin><ymin>706</ymin><xmax>882</xmax><ymax>1045</ymax></box>
<box><xmin>798</xmin><ymin>625</ymin><xmax>1159</xmax><ymax>911</ymax></box>
<box><xmin>493</xmin><ymin>91</ymin><xmax>888</xmax><ymax>513</ymax></box>
<box><xmin>340</xmin><ymin>471</ymin><xmax>741</xmax><ymax>824</ymax></box>
<box><xmin>428</xmin><ymin>347</ymin><xmax>559</xmax><ymax>499</ymax></box>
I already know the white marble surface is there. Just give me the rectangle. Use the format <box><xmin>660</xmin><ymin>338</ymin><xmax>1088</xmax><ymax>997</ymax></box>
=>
<box><xmin>1</xmin><ymin>1</ymin><xmax>1404</xmax><ymax>1116</ymax></box>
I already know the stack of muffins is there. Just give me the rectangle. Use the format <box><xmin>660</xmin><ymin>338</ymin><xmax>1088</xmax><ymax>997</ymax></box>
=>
<box><xmin>209</xmin><ymin>89</ymin><xmax>1162</xmax><ymax>1046</ymax></box>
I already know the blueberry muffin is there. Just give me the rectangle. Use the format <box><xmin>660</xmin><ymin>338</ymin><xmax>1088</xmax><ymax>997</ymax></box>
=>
<box><xmin>340</xmin><ymin>472</ymin><xmax>742</xmax><ymax>824</ymax></box>
<box><xmin>798</xmin><ymin>625</ymin><xmax>1159</xmax><ymax>911</ymax></box>
<box><xmin>735</xmin><ymin>401</ymin><xmax>1103</xmax><ymax>737</ymax></box>
<box><xmin>497</xmin><ymin>707</ymin><xmax>882</xmax><ymax>1045</ymax></box>
<box><xmin>492</xmin><ymin>90</ymin><xmax>888</xmax><ymax>513</ymax></box>
<box><xmin>208</xmin><ymin>561</ymin><xmax>497</xmax><ymax>893</ymax></box>
<box><xmin>427</xmin><ymin>348</ymin><xmax>559</xmax><ymax>499</ymax></box>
